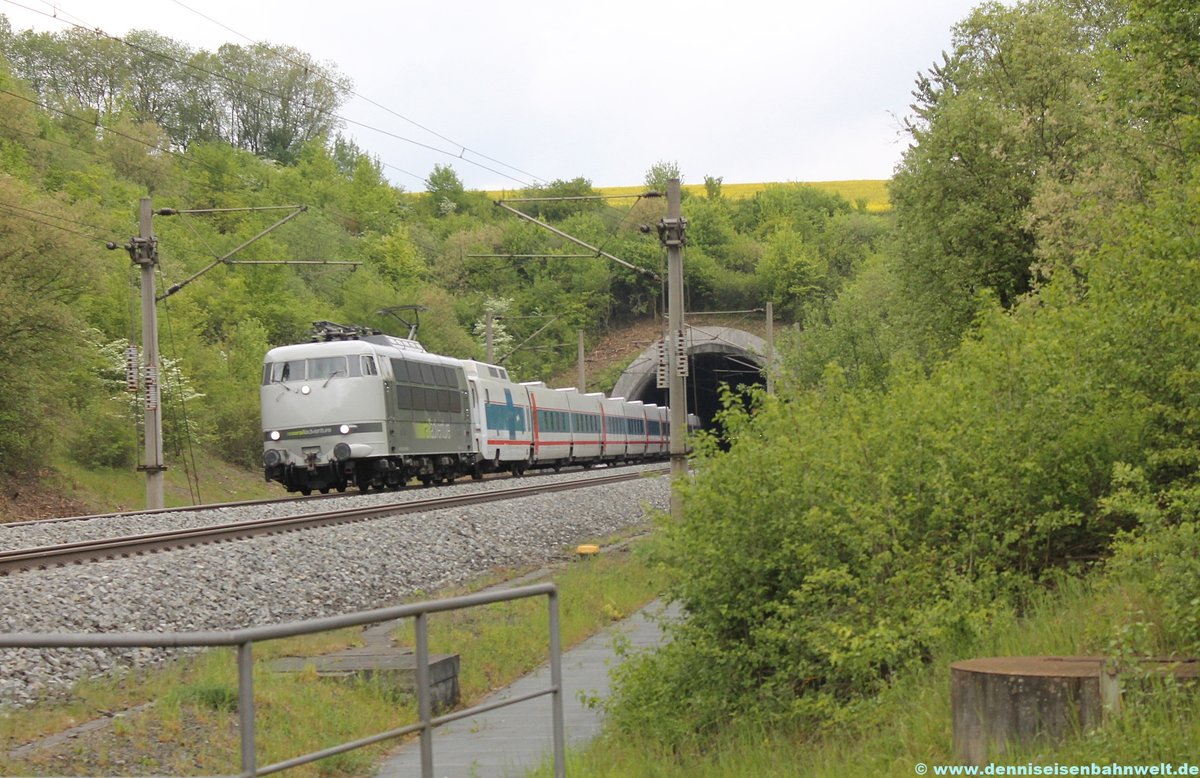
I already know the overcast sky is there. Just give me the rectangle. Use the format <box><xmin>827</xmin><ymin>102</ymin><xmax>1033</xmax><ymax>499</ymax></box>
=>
<box><xmin>2</xmin><ymin>0</ymin><xmax>984</xmax><ymax>191</ymax></box>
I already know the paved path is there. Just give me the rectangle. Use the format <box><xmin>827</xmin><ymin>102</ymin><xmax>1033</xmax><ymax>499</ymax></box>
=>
<box><xmin>374</xmin><ymin>599</ymin><xmax>677</xmax><ymax>778</ymax></box>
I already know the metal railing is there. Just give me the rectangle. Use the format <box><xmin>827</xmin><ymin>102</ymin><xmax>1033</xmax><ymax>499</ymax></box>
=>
<box><xmin>0</xmin><ymin>582</ymin><xmax>565</xmax><ymax>778</ymax></box>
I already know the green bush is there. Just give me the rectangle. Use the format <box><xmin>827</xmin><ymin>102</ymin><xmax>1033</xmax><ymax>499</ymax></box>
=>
<box><xmin>1102</xmin><ymin>469</ymin><xmax>1200</xmax><ymax>656</ymax></box>
<box><xmin>69</xmin><ymin>402</ymin><xmax>138</xmax><ymax>469</ymax></box>
<box><xmin>609</xmin><ymin>169</ymin><xmax>1200</xmax><ymax>743</ymax></box>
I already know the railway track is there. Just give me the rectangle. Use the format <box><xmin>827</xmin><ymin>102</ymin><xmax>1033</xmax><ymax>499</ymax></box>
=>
<box><xmin>1</xmin><ymin>461</ymin><xmax>654</xmax><ymax>530</ymax></box>
<box><xmin>0</xmin><ymin>467</ymin><xmax>666</xmax><ymax>576</ymax></box>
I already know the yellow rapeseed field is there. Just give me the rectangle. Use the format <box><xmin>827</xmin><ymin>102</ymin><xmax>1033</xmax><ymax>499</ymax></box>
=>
<box><xmin>489</xmin><ymin>180</ymin><xmax>891</xmax><ymax>213</ymax></box>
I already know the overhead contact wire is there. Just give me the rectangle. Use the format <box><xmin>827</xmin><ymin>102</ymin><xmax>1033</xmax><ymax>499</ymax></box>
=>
<box><xmin>0</xmin><ymin>201</ymin><xmax>102</xmax><ymax>240</ymax></box>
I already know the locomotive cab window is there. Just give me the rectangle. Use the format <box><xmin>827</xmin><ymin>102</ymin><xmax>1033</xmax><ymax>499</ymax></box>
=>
<box><xmin>308</xmin><ymin>356</ymin><xmax>347</xmax><ymax>381</ymax></box>
<box><xmin>265</xmin><ymin>360</ymin><xmax>304</xmax><ymax>384</ymax></box>
<box><xmin>361</xmin><ymin>356</ymin><xmax>378</xmax><ymax>376</ymax></box>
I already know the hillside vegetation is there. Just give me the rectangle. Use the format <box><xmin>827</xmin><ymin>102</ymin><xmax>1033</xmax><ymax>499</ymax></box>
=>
<box><xmin>0</xmin><ymin>16</ymin><xmax>888</xmax><ymax>511</ymax></box>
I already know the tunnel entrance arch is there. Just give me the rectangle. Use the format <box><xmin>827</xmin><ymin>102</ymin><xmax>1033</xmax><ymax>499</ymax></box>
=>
<box><xmin>610</xmin><ymin>326</ymin><xmax>768</xmax><ymax>430</ymax></box>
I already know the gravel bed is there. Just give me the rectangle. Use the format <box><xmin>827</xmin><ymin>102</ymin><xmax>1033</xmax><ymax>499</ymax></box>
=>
<box><xmin>0</xmin><ymin>468</ymin><xmax>668</xmax><ymax>709</ymax></box>
<box><xmin>0</xmin><ymin>463</ymin><xmax>665</xmax><ymax>551</ymax></box>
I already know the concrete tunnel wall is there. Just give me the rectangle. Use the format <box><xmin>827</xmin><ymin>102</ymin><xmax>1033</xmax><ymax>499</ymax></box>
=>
<box><xmin>610</xmin><ymin>326</ymin><xmax>769</xmax><ymax>430</ymax></box>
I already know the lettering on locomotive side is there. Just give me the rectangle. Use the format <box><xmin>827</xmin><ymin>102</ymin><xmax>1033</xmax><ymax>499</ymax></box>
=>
<box><xmin>287</xmin><ymin>426</ymin><xmax>334</xmax><ymax>438</ymax></box>
<box><xmin>414</xmin><ymin>421</ymin><xmax>453</xmax><ymax>440</ymax></box>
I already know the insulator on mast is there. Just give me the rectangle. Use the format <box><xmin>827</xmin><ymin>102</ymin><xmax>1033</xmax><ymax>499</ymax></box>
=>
<box><xmin>125</xmin><ymin>346</ymin><xmax>140</xmax><ymax>393</ymax></box>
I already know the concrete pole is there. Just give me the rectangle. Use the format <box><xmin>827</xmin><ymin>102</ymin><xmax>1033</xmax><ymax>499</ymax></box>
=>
<box><xmin>765</xmin><ymin>301</ymin><xmax>775</xmax><ymax>395</ymax></box>
<box><xmin>577</xmin><ymin>329</ymin><xmax>586</xmax><ymax>390</ymax></box>
<box><xmin>664</xmin><ymin>179</ymin><xmax>687</xmax><ymax>522</ymax></box>
<box><xmin>485</xmin><ymin>311</ymin><xmax>494</xmax><ymax>364</ymax></box>
<box><xmin>136</xmin><ymin>198</ymin><xmax>165</xmax><ymax>509</ymax></box>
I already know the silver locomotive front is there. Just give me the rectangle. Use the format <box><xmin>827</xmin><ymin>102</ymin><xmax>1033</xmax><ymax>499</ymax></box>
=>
<box><xmin>260</xmin><ymin>340</ymin><xmax>387</xmax><ymax>494</ymax></box>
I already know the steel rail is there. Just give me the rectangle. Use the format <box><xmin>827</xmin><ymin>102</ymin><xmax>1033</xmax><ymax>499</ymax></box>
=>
<box><xmin>3</xmin><ymin>461</ymin><xmax>643</xmax><ymax>529</ymax></box>
<box><xmin>0</xmin><ymin>468</ymin><xmax>665</xmax><ymax>576</ymax></box>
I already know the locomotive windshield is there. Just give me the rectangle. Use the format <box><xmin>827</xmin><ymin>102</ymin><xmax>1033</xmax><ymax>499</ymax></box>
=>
<box><xmin>263</xmin><ymin>356</ymin><xmax>349</xmax><ymax>384</ymax></box>
<box><xmin>308</xmin><ymin>356</ymin><xmax>347</xmax><ymax>381</ymax></box>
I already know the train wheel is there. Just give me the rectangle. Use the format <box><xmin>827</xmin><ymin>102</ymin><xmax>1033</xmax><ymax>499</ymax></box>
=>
<box><xmin>300</xmin><ymin>488</ymin><xmax>312</xmax><ymax>496</ymax></box>
<box><xmin>336</xmin><ymin>484</ymin><xmax>346</xmax><ymax>493</ymax></box>
<box><xmin>319</xmin><ymin>487</ymin><xmax>330</xmax><ymax>494</ymax></box>
<box><xmin>471</xmin><ymin>463</ymin><xmax>484</xmax><ymax>481</ymax></box>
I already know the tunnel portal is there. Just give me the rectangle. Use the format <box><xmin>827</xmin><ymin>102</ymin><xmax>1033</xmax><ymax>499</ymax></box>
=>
<box><xmin>610</xmin><ymin>326</ymin><xmax>768</xmax><ymax>430</ymax></box>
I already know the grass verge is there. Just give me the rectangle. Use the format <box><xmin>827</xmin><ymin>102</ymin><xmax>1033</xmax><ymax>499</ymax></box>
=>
<box><xmin>54</xmin><ymin>452</ymin><xmax>279</xmax><ymax>512</ymax></box>
<box><xmin>0</xmin><ymin>534</ymin><xmax>665</xmax><ymax>776</ymax></box>
<box><xmin>0</xmin><ymin>452</ymin><xmax>280</xmax><ymax>523</ymax></box>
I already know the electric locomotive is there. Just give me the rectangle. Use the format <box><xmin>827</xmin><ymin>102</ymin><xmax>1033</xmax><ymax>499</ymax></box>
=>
<box><xmin>261</xmin><ymin>322</ymin><xmax>674</xmax><ymax>494</ymax></box>
<box><xmin>261</xmin><ymin>323</ymin><xmax>476</xmax><ymax>494</ymax></box>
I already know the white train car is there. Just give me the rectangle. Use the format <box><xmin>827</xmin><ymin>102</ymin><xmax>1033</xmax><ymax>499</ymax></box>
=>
<box><xmin>525</xmin><ymin>381</ymin><xmax>573</xmax><ymax>469</ymax></box>
<box><xmin>623</xmin><ymin>400</ymin><xmax>649</xmax><ymax>458</ymax></box>
<box><xmin>560</xmin><ymin>388</ymin><xmax>603</xmax><ymax>463</ymax></box>
<box><xmin>461</xmin><ymin>359</ymin><xmax>532</xmax><ymax>476</ymax></box>
<box><xmin>644</xmin><ymin>403</ymin><xmax>668</xmax><ymax>457</ymax></box>
<box><xmin>600</xmin><ymin>395</ymin><xmax>629</xmax><ymax>461</ymax></box>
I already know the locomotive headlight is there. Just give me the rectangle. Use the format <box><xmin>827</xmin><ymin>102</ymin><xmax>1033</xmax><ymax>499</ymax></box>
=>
<box><xmin>269</xmin><ymin>430</ymin><xmax>281</xmax><ymax>441</ymax></box>
<box><xmin>301</xmin><ymin>385</ymin><xmax>311</xmax><ymax>395</ymax></box>
<box><xmin>339</xmin><ymin>424</ymin><xmax>351</xmax><ymax>434</ymax></box>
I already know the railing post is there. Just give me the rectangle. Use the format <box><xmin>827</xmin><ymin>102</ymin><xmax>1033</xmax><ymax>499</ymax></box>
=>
<box><xmin>415</xmin><ymin>612</ymin><xmax>433</xmax><ymax>778</ymax></box>
<box><xmin>237</xmin><ymin>641</ymin><xmax>256</xmax><ymax>777</ymax></box>
<box><xmin>548</xmin><ymin>589</ymin><xmax>566</xmax><ymax>778</ymax></box>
